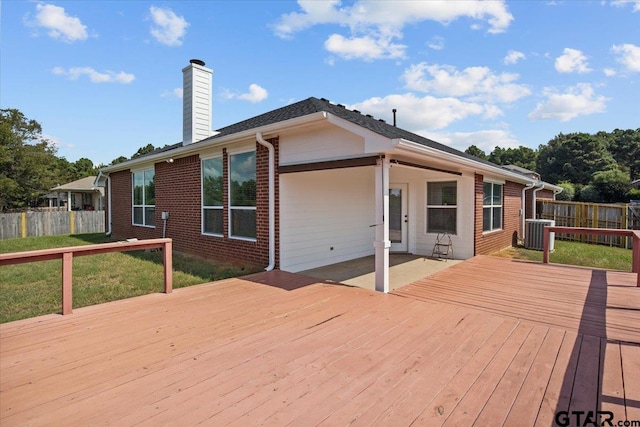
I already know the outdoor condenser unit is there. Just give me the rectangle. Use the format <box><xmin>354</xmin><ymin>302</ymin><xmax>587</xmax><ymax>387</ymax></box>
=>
<box><xmin>525</xmin><ymin>219</ymin><xmax>555</xmax><ymax>251</ymax></box>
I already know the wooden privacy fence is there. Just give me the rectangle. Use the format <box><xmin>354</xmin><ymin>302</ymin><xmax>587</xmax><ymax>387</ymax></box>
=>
<box><xmin>0</xmin><ymin>211</ymin><xmax>104</xmax><ymax>240</ymax></box>
<box><xmin>542</xmin><ymin>227</ymin><xmax>640</xmax><ymax>287</ymax></box>
<box><xmin>0</xmin><ymin>238</ymin><xmax>173</xmax><ymax>315</ymax></box>
<box><xmin>538</xmin><ymin>200</ymin><xmax>639</xmax><ymax>248</ymax></box>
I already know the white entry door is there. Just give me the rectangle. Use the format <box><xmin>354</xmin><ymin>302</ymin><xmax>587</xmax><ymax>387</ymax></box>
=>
<box><xmin>389</xmin><ymin>184</ymin><xmax>408</xmax><ymax>252</ymax></box>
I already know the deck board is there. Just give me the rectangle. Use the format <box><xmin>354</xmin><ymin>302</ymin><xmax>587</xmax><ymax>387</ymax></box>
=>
<box><xmin>1</xmin><ymin>257</ymin><xmax>639</xmax><ymax>426</ymax></box>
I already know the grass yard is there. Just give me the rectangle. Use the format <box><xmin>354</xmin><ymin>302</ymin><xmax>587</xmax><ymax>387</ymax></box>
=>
<box><xmin>494</xmin><ymin>239</ymin><xmax>633</xmax><ymax>272</ymax></box>
<box><xmin>0</xmin><ymin>233</ymin><xmax>260</xmax><ymax>323</ymax></box>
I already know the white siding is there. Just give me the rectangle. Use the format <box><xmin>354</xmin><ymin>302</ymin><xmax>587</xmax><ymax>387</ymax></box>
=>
<box><xmin>280</xmin><ymin>167</ymin><xmax>375</xmax><ymax>272</ymax></box>
<box><xmin>182</xmin><ymin>63</ymin><xmax>212</xmax><ymax>145</ymax></box>
<box><xmin>279</xmin><ymin>126</ymin><xmax>365</xmax><ymax>165</ymax></box>
<box><xmin>389</xmin><ymin>166</ymin><xmax>475</xmax><ymax>259</ymax></box>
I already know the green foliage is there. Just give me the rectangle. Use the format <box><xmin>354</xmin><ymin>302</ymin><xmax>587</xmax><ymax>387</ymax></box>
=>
<box><xmin>464</xmin><ymin>145</ymin><xmax>487</xmax><ymax>159</ymax></box>
<box><xmin>577</xmin><ymin>185</ymin><xmax>600</xmax><ymax>202</ymax></box>
<box><xmin>110</xmin><ymin>155</ymin><xmax>128</xmax><ymax>165</ymax></box>
<box><xmin>591</xmin><ymin>169</ymin><xmax>630</xmax><ymax>202</ymax></box>
<box><xmin>555</xmin><ymin>181</ymin><xmax>575</xmax><ymax>201</ymax></box>
<box><xmin>628</xmin><ymin>188</ymin><xmax>640</xmax><ymax>201</ymax></box>
<box><xmin>488</xmin><ymin>146</ymin><xmax>538</xmax><ymax>171</ymax></box>
<box><xmin>131</xmin><ymin>143</ymin><xmax>157</xmax><ymax>159</ymax></box>
<box><xmin>537</xmin><ymin>133</ymin><xmax>616</xmax><ymax>185</ymax></box>
<box><xmin>608</xmin><ymin>128</ymin><xmax>640</xmax><ymax>181</ymax></box>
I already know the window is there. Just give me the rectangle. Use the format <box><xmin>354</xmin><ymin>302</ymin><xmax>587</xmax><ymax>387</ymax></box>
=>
<box><xmin>229</xmin><ymin>151</ymin><xmax>256</xmax><ymax>239</ymax></box>
<box><xmin>483</xmin><ymin>182</ymin><xmax>503</xmax><ymax>232</ymax></box>
<box><xmin>132</xmin><ymin>169</ymin><xmax>155</xmax><ymax>227</ymax></box>
<box><xmin>427</xmin><ymin>181</ymin><xmax>457</xmax><ymax>234</ymax></box>
<box><xmin>202</xmin><ymin>157</ymin><xmax>223</xmax><ymax>235</ymax></box>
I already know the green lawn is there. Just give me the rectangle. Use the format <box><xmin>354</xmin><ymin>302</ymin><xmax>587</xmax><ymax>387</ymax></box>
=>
<box><xmin>494</xmin><ymin>240</ymin><xmax>633</xmax><ymax>272</ymax></box>
<box><xmin>0</xmin><ymin>233</ymin><xmax>260</xmax><ymax>323</ymax></box>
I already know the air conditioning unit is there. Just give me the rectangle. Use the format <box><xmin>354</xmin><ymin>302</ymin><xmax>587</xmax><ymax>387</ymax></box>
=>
<box><xmin>525</xmin><ymin>219</ymin><xmax>555</xmax><ymax>251</ymax></box>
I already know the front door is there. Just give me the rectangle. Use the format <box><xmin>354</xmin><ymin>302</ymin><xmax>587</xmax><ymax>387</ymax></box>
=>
<box><xmin>389</xmin><ymin>184</ymin><xmax>408</xmax><ymax>252</ymax></box>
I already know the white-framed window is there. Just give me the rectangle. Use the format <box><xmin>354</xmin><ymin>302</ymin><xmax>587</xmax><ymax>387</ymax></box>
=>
<box><xmin>229</xmin><ymin>150</ymin><xmax>256</xmax><ymax>240</ymax></box>
<box><xmin>426</xmin><ymin>181</ymin><xmax>457</xmax><ymax>234</ymax></box>
<box><xmin>483</xmin><ymin>182</ymin><xmax>503</xmax><ymax>232</ymax></box>
<box><xmin>132</xmin><ymin>168</ymin><xmax>155</xmax><ymax>227</ymax></box>
<box><xmin>202</xmin><ymin>156</ymin><xmax>223</xmax><ymax>236</ymax></box>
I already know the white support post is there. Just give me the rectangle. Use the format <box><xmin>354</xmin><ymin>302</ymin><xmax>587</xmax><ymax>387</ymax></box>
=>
<box><xmin>374</xmin><ymin>158</ymin><xmax>390</xmax><ymax>293</ymax></box>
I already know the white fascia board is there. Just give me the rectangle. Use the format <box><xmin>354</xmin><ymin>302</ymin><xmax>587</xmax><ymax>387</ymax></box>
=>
<box><xmin>325</xmin><ymin>113</ymin><xmax>393</xmax><ymax>152</ymax></box>
<box><xmin>392</xmin><ymin>138</ymin><xmax>537</xmax><ymax>185</ymax></box>
<box><xmin>99</xmin><ymin>111</ymin><xmax>329</xmax><ymax>174</ymax></box>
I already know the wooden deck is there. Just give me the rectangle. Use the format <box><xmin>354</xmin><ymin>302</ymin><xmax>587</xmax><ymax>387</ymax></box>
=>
<box><xmin>1</xmin><ymin>257</ymin><xmax>639</xmax><ymax>426</ymax></box>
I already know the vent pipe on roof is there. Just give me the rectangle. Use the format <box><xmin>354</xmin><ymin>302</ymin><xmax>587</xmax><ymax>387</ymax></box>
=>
<box><xmin>182</xmin><ymin>59</ymin><xmax>213</xmax><ymax>146</ymax></box>
<box><xmin>392</xmin><ymin>109</ymin><xmax>397</xmax><ymax>127</ymax></box>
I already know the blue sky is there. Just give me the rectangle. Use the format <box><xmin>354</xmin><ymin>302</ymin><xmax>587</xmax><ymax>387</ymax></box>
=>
<box><xmin>2</xmin><ymin>1</ymin><xmax>639</xmax><ymax>166</ymax></box>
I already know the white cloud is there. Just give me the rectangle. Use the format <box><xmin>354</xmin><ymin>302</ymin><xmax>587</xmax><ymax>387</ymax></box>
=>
<box><xmin>504</xmin><ymin>50</ymin><xmax>525</xmax><ymax>65</ymax></box>
<box><xmin>555</xmin><ymin>48</ymin><xmax>592</xmax><ymax>73</ymax></box>
<box><xmin>348</xmin><ymin>93</ymin><xmax>495</xmax><ymax>130</ymax></box>
<box><xmin>423</xmin><ymin>129</ymin><xmax>521</xmax><ymax>152</ymax></box>
<box><xmin>402</xmin><ymin>62</ymin><xmax>531</xmax><ymax>103</ymax></box>
<box><xmin>32</xmin><ymin>4</ymin><xmax>88</xmax><ymax>42</ymax></box>
<box><xmin>528</xmin><ymin>83</ymin><xmax>608</xmax><ymax>122</ymax></box>
<box><xmin>612</xmin><ymin>43</ymin><xmax>640</xmax><ymax>71</ymax></box>
<box><xmin>161</xmin><ymin>88</ymin><xmax>183</xmax><ymax>98</ymax></box>
<box><xmin>604</xmin><ymin>68</ymin><xmax>617</xmax><ymax>76</ymax></box>
<box><xmin>223</xmin><ymin>84</ymin><xmax>268</xmax><ymax>103</ymax></box>
<box><xmin>427</xmin><ymin>36</ymin><xmax>444</xmax><ymax>51</ymax></box>
<box><xmin>273</xmin><ymin>1</ymin><xmax>512</xmax><ymax>61</ymax></box>
<box><xmin>324</xmin><ymin>32</ymin><xmax>406</xmax><ymax>60</ymax></box>
<box><xmin>611</xmin><ymin>0</ymin><xmax>640</xmax><ymax>12</ymax></box>
<box><xmin>149</xmin><ymin>6</ymin><xmax>189</xmax><ymax>46</ymax></box>
<box><xmin>52</xmin><ymin>66</ymin><xmax>135</xmax><ymax>84</ymax></box>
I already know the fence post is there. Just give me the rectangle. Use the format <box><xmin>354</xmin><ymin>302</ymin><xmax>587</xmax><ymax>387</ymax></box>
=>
<box><xmin>62</xmin><ymin>252</ymin><xmax>73</xmax><ymax>315</ymax></box>
<box><xmin>21</xmin><ymin>212</ymin><xmax>27</xmax><ymax>238</ymax></box>
<box><xmin>70</xmin><ymin>211</ymin><xmax>76</xmax><ymax>235</ymax></box>
<box><xmin>163</xmin><ymin>240</ymin><xmax>173</xmax><ymax>294</ymax></box>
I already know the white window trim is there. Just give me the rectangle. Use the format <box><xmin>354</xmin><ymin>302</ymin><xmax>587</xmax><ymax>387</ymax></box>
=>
<box><xmin>483</xmin><ymin>181</ymin><xmax>503</xmax><ymax>234</ymax></box>
<box><xmin>228</xmin><ymin>149</ymin><xmax>257</xmax><ymax>241</ymax></box>
<box><xmin>425</xmin><ymin>180</ymin><xmax>458</xmax><ymax>236</ymax></box>
<box><xmin>201</xmin><ymin>156</ymin><xmax>224</xmax><ymax>237</ymax></box>
<box><xmin>132</xmin><ymin>168</ymin><xmax>155</xmax><ymax>228</ymax></box>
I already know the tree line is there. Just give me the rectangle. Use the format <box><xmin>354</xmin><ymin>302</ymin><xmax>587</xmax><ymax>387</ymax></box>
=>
<box><xmin>465</xmin><ymin>129</ymin><xmax>640</xmax><ymax>203</ymax></box>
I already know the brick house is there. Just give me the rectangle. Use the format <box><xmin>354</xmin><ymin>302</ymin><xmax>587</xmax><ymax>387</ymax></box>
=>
<box><xmin>96</xmin><ymin>59</ymin><xmax>561</xmax><ymax>292</ymax></box>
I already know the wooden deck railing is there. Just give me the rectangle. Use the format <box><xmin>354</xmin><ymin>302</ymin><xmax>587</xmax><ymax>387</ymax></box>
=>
<box><xmin>542</xmin><ymin>226</ymin><xmax>640</xmax><ymax>287</ymax></box>
<box><xmin>0</xmin><ymin>238</ymin><xmax>173</xmax><ymax>315</ymax></box>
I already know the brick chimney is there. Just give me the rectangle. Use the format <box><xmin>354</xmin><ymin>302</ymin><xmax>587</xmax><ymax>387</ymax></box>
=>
<box><xmin>182</xmin><ymin>59</ymin><xmax>213</xmax><ymax>146</ymax></box>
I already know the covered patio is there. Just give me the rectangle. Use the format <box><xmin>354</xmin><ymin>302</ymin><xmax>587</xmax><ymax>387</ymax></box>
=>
<box><xmin>1</xmin><ymin>256</ymin><xmax>638</xmax><ymax>426</ymax></box>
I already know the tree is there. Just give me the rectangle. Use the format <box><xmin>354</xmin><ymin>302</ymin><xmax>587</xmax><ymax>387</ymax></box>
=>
<box><xmin>465</xmin><ymin>145</ymin><xmax>487</xmax><ymax>160</ymax></box>
<box><xmin>488</xmin><ymin>146</ymin><xmax>538</xmax><ymax>171</ymax></box>
<box><xmin>73</xmin><ymin>157</ymin><xmax>96</xmax><ymax>179</ymax></box>
<box><xmin>536</xmin><ymin>132</ymin><xmax>617</xmax><ymax>185</ymax></box>
<box><xmin>110</xmin><ymin>155</ymin><xmax>128</xmax><ymax>165</ymax></box>
<box><xmin>608</xmin><ymin>128</ymin><xmax>640</xmax><ymax>181</ymax></box>
<box><xmin>555</xmin><ymin>181</ymin><xmax>575</xmax><ymax>201</ymax></box>
<box><xmin>0</xmin><ymin>109</ymin><xmax>61</xmax><ymax>210</ymax></box>
<box><xmin>131</xmin><ymin>143</ymin><xmax>157</xmax><ymax>159</ymax></box>
<box><xmin>591</xmin><ymin>169</ymin><xmax>630</xmax><ymax>203</ymax></box>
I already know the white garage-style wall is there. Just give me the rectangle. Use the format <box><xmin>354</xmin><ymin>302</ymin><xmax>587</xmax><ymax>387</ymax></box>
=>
<box><xmin>279</xmin><ymin>125</ymin><xmax>365</xmax><ymax>165</ymax></box>
<box><xmin>279</xmin><ymin>167</ymin><xmax>376</xmax><ymax>272</ymax></box>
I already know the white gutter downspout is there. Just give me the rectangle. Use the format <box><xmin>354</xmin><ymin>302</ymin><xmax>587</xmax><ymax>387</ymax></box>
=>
<box><xmin>553</xmin><ymin>188</ymin><xmax>562</xmax><ymax>201</ymax></box>
<box><xmin>521</xmin><ymin>182</ymin><xmax>536</xmax><ymax>241</ymax></box>
<box><xmin>106</xmin><ymin>175</ymin><xmax>112</xmax><ymax>236</ymax></box>
<box><xmin>256</xmin><ymin>132</ymin><xmax>275</xmax><ymax>271</ymax></box>
<box><xmin>532</xmin><ymin>183</ymin><xmax>545</xmax><ymax>219</ymax></box>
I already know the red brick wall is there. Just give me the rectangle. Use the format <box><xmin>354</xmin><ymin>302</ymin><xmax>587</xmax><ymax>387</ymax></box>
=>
<box><xmin>525</xmin><ymin>188</ymin><xmax>554</xmax><ymax>219</ymax></box>
<box><xmin>108</xmin><ymin>137</ymin><xmax>279</xmax><ymax>269</ymax></box>
<box><xmin>474</xmin><ymin>174</ymin><xmax>524</xmax><ymax>255</ymax></box>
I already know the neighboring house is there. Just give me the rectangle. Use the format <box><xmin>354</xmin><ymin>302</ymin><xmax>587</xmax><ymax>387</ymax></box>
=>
<box><xmin>96</xmin><ymin>60</ymin><xmax>561</xmax><ymax>292</ymax></box>
<box><xmin>49</xmin><ymin>176</ymin><xmax>104</xmax><ymax>211</ymax></box>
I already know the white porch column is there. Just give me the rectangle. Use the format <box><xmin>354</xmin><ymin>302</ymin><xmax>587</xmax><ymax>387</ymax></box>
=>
<box><xmin>374</xmin><ymin>158</ymin><xmax>390</xmax><ymax>292</ymax></box>
<box><xmin>67</xmin><ymin>192</ymin><xmax>72</xmax><ymax>212</ymax></box>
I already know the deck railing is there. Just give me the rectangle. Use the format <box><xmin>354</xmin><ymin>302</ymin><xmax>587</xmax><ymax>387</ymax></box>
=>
<box><xmin>0</xmin><ymin>238</ymin><xmax>173</xmax><ymax>315</ymax></box>
<box><xmin>542</xmin><ymin>226</ymin><xmax>640</xmax><ymax>287</ymax></box>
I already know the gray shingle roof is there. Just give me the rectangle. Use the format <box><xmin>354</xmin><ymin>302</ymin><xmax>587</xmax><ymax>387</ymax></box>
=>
<box><xmin>133</xmin><ymin>96</ymin><xmax>505</xmax><ymax>172</ymax></box>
